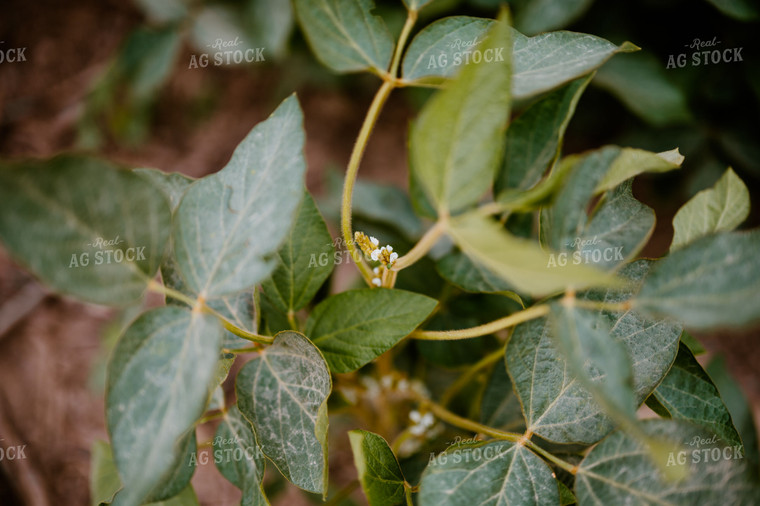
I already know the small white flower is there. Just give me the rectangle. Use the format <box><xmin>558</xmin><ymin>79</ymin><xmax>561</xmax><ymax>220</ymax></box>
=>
<box><xmin>386</xmin><ymin>245</ymin><xmax>393</xmax><ymax>252</ymax></box>
<box><xmin>371</xmin><ymin>249</ymin><xmax>380</xmax><ymax>261</ymax></box>
<box><xmin>421</xmin><ymin>412</ymin><xmax>435</xmax><ymax>428</ymax></box>
<box><xmin>389</xmin><ymin>252</ymin><xmax>398</xmax><ymax>263</ymax></box>
<box><xmin>373</xmin><ymin>267</ymin><xmax>380</xmax><ymax>275</ymax></box>
<box><xmin>409</xmin><ymin>424</ymin><xmax>426</xmax><ymax>436</ymax></box>
<box><xmin>397</xmin><ymin>379</ymin><xmax>409</xmax><ymax>392</ymax></box>
<box><xmin>380</xmin><ymin>376</ymin><xmax>393</xmax><ymax>389</ymax></box>
<box><xmin>409</xmin><ymin>410</ymin><xmax>422</xmax><ymax>424</ymax></box>
<box><xmin>372</xmin><ymin>278</ymin><xmax>382</xmax><ymax>287</ymax></box>
<box><xmin>370</xmin><ymin>236</ymin><xmax>379</xmax><ymax>246</ymax></box>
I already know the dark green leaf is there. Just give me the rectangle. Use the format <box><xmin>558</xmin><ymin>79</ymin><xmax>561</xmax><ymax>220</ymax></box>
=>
<box><xmin>479</xmin><ymin>360</ymin><xmax>525</xmax><ymax>432</ymax></box>
<box><xmin>262</xmin><ymin>192</ymin><xmax>334</xmax><ymax>314</ymax></box>
<box><xmin>236</xmin><ymin>331</ymin><xmax>331</xmax><ymax>495</ymax></box>
<box><xmin>0</xmin><ymin>156</ymin><xmax>171</xmax><ymax>306</ymax></box>
<box><xmin>172</xmin><ymin>95</ymin><xmax>306</xmax><ymax>299</ymax></box>
<box><xmin>348</xmin><ymin>430</ymin><xmax>406</xmax><ymax>506</ymax></box>
<box><xmin>306</xmin><ymin>288</ymin><xmax>437</xmax><ymax>373</ymax></box>
<box><xmin>436</xmin><ymin>251</ymin><xmax>514</xmax><ymax>295</ymax></box>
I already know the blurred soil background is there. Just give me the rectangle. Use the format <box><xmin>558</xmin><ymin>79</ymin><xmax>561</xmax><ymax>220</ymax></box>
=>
<box><xmin>0</xmin><ymin>0</ymin><xmax>759</xmax><ymax>504</ymax></box>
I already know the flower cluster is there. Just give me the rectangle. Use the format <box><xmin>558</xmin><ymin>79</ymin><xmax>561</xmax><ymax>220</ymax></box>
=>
<box><xmin>354</xmin><ymin>231</ymin><xmax>399</xmax><ymax>288</ymax></box>
<box><xmin>409</xmin><ymin>410</ymin><xmax>436</xmax><ymax>436</ymax></box>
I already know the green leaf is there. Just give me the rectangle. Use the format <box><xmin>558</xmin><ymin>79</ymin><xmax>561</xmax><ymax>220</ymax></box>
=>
<box><xmin>106</xmin><ymin>307</ymin><xmax>222</xmax><ymax>506</ymax></box>
<box><xmin>419</xmin><ymin>440</ymin><xmax>559</xmax><ymax>506</ymax></box>
<box><xmin>648</xmin><ymin>344</ymin><xmax>743</xmax><ymax>448</ymax></box>
<box><xmin>409</xmin><ymin>12</ymin><xmax>512</xmax><ymax>214</ymax></box>
<box><xmin>593</xmin><ymin>51</ymin><xmax>691</xmax><ymax>127</ymax></box>
<box><xmin>575</xmin><ymin>420</ymin><xmax>757</xmax><ymax>505</ymax></box>
<box><xmin>401</xmin><ymin>16</ymin><xmax>495</xmax><ymax>84</ymax></box>
<box><xmin>671</xmin><ymin>168</ymin><xmax>750</xmax><ymax>252</ymax></box>
<box><xmin>479</xmin><ymin>360</ymin><xmax>525</xmax><ymax>432</ymax></box>
<box><xmin>576</xmin><ymin>180</ymin><xmax>655</xmax><ymax>269</ymax></box>
<box><xmin>542</xmin><ymin>146</ymin><xmax>681</xmax><ymax>252</ymax></box>
<box><xmin>214</xmin><ymin>406</ymin><xmax>269</xmax><ymax>506</ymax></box>
<box><xmin>0</xmin><ymin>156</ymin><xmax>171</xmax><ymax>306</ymax></box>
<box><xmin>293</xmin><ymin>0</ymin><xmax>394</xmax><ymax>74</ymax></box>
<box><xmin>90</xmin><ymin>440</ymin><xmax>201</xmax><ymax>506</ymax></box>
<box><xmin>495</xmin><ymin>75</ymin><xmax>592</xmax><ymax>196</ymax></box>
<box><xmin>558</xmin><ymin>482</ymin><xmax>576</xmax><ymax>506</ymax></box>
<box><xmin>704</xmin><ymin>0</ymin><xmax>760</xmax><ymax>20</ymax></box>
<box><xmin>306</xmin><ymin>288</ymin><xmax>437</xmax><ymax>373</ymax></box>
<box><xmin>680</xmin><ymin>330</ymin><xmax>706</xmax><ymax>356</ymax></box>
<box><xmin>261</xmin><ymin>192</ymin><xmax>334</xmax><ymax>314</ymax></box>
<box><xmin>246</xmin><ymin>0</ymin><xmax>294</xmax><ymax>59</ymax></box>
<box><xmin>594</xmin><ymin>147</ymin><xmax>684</xmax><ymax>194</ymax></box>
<box><xmin>352</xmin><ymin>178</ymin><xmax>424</xmax><ymax>239</ymax></box>
<box><xmin>436</xmin><ymin>251</ymin><xmax>514</xmax><ymax>295</ymax></box>
<box><xmin>172</xmin><ymin>95</ymin><xmax>306</xmax><ymax>299</ymax></box>
<box><xmin>144</xmin><ymin>431</ymin><xmax>198</xmax><ymax>503</ymax></box>
<box><xmin>507</xmin><ymin>261</ymin><xmax>681</xmax><ymax>444</ymax></box>
<box><xmin>236</xmin><ymin>331</ymin><xmax>331</xmax><ymax>495</ymax></box>
<box><xmin>348</xmin><ymin>430</ymin><xmax>406</xmax><ymax>506</ymax></box>
<box><xmin>134</xmin><ymin>169</ymin><xmax>194</xmax><ymax>213</ymax></box>
<box><xmin>635</xmin><ymin>230</ymin><xmax>760</xmax><ymax>329</ymax></box>
<box><xmin>515</xmin><ymin>0</ymin><xmax>594</xmax><ymax>35</ymax></box>
<box><xmin>447</xmin><ymin>212</ymin><xmax>620</xmax><ymax>297</ymax></box>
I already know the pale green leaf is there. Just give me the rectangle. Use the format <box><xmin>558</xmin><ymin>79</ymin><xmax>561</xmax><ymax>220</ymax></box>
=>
<box><xmin>436</xmin><ymin>251</ymin><xmax>514</xmax><ymax>295</ymax></box>
<box><xmin>106</xmin><ymin>307</ymin><xmax>222</xmax><ymax>506</ymax></box>
<box><xmin>495</xmin><ymin>75</ymin><xmax>592</xmax><ymax>196</ymax></box>
<box><xmin>293</xmin><ymin>0</ymin><xmax>394</xmax><ymax>74</ymax></box>
<box><xmin>575</xmin><ymin>420</ymin><xmax>757</xmax><ymax>505</ymax></box>
<box><xmin>134</xmin><ymin>169</ymin><xmax>194</xmax><ymax>213</ymax></box>
<box><xmin>261</xmin><ymin>192</ymin><xmax>334</xmax><ymax>314</ymax></box>
<box><xmin>348</xmin><ymin>430</ymin><xmax>406</xmax><ymax>506</ymax></box>
<box><xmin>595</xmin><ymin>147</ymin><xmax>684</xmax><ymax>194</ymax></box>
<box><xmin>0</xmin><ymin>156</ymin><xmax>171</xmax><ymax>306</ymax></box>
<box><xmin>236</xmin><ymin>331</ymin><xmax>331</xmax><ymax>495</ymax></box>
<box><xmin>172</xmin><ymin>95</ymin><xmax>306</xmax><ymax>299</ymax></box>
<box><xmin>648</xmin><ymin>344</ymin><xmax>743</xmax><ymax>448</ymax></box>
<box><xmin>671</xmin><ymin>168</ymin><xmax>750</xmax><ymax>252</ymax></box>
<box><xmin>447</xmin><ymin>212</ymin><xmax>620</xmax><ymax>297</ymax></box>
<box><xmin>409</xmin><ymin>12</ymin><xmax>511</xmax><ymax>214</ymax></box>
<box><xmin>419</xmin><ymin>440</ymin><xmax>559</xmax><ymax>506</ymax></box>
<box><xmin>507</xmin><ymin>260</ymin><xmax>681</xmax><ymax>444</ymax></box>
<box><xmin>306</xmin><ymin>288</ymin><xmax>437</xmax><ymax>373</ymax></box>
<box><xmin>594</xmin><ymin>52</ymin><xmax>692</xmax><ymax>127</ymax></box>
<box><xmin>515</xmin><ymin>0</ymin><xmax>594</xmax><ymax>35</ymax></box>
<box><xmin>635</xmin><ymin>230</ymin><xmax>760</xmax><ymax>329</ymax></box>
<box><xmin>214</xmin><ymin>406</ymin><xmax>269</xmax><ymax>506</ymax></box>
<box><xmin>190</xmin><ymin>6</ymin><xmax>254</xmax><ymax>56</ymax></box>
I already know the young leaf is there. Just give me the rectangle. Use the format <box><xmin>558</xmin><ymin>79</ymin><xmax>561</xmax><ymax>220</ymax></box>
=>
<box><xmin>515</xmin><ymin>0</ymin><xmax>594</xmax><ymax>35</ymax></box>
<box><xmin>409</xmin><ymin>11</ymin><xmax>512</xmax><ymax>215</ymax></box>
<box><xmin>447</xmin><ymin>212</ymin><xmax>620</xmax><ymax>297</ymax></box>
<box><xmin>261</xmin><ymin>192</ymin><xmax>334</xmax><ymax>314</ymax></box>
<box><xmin>634</xmin><ymin>230</ymin><xmax>760</xmax><ymax>329</ymax></box>
<box><xmin>648</xmin><ymin>344</ymin><xmax>743</xmax><ymax>448</ymax></box>
<box><xmin>507</xmin><ymin>261</ymin><xmax>681</xmax><ymax>444</ymax></box>
<box><xmin>293</xmin><ymin>0</ymin><xmax>394</xmax><ymax>74</ymax></box>
<box><xmin>575</xmin><ymin>420</ymin><xmax>757</xmax><ymax>505</ymax></box>
<box><xmin>236</xmin><ymin>331</ymin><xmax>331</xmax><ymax>495</ymax></box>
<box><xmin>0</xmin><ymin>156</ymin><xmax>171</xmax><ymax>306</ymax></box>
<box><xmin>348</xmin><ymin>430</ymin><xmax>406</xmax><ymax>506</ymax></box>
<box><xmin>419</xmin><ymin>440</ymin><xmax>559</xmax><ymax>506</ymax></box>
<box><xmin>106</xmin><ymin>307</ymin><xmax>223</xmax><ymax>506</ymax></box>
<box><xmin>594</xmin><ymin>147</ymin><xmax>684</xmax><ymax>194</ymax></box>
<box><xmin>306</xmin><ymin>288</ymin><xmax>437</xmax><ymax>373</ymax></box>
<box><xmin>577</xmin><ymin>180</ymin><xmax>655</xmax><ymax>269</ymax></box>
<box><xmin>436</xmin><ymin>250</ymin><xmax>515</xmax><ymax>295</ymax></box>
<box><xmin>214</xmin><ymin>406</ymin><xmax>269</xmax><ymax>506</ymax></box>
<box><xmin>494</xmin><ymin>75</ymin><xmax>592</xmax><ymax>196</ymax></box>
<box><xmin>670</xmin><ymin>168</ymin><xmax>750</xmax><ymax>252</ymax></box>
<box><xmin>172</xmin><ymin>94</ymin><xmax>306</xmax><ymax>299</ymax></box>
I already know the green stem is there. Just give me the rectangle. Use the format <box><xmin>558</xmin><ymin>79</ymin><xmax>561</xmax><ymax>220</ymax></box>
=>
<box><xmin>522</xmin><ymin>439</ymin><xmax>578</xmax><ymax>475</ymax></box>
<box><xmin>393</xmin><ymin>219</ymin><xmax>446</xmax><ymax>271</ymax></box>
<box><xmin>440</xmin><ymin>347</ymin><xmax>505</xmax><ymax>407</ymax></box>
<box><xmin>410</xmin><ymin>304</ymin><xmax>550</xmax><ymax>340</ymax></box>
<box><xmin>389</xmin><ymin>9</ymin><xmax>418</xmax><ymax>78</ymax></box>
<box><xmin>571</xmin><ymin>298</ymin><xmax>632</xmax><ymax>313</ymax></box>
<box><xmin>404</xmin><ymin>483</ymin><xmax>415</xmax><ymax>506</ymax></box>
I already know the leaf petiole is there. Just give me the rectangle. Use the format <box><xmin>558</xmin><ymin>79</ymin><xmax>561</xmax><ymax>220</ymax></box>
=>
<box><xmin>410</xmin><ymin>304</ymin><xmax>550</xmax><ymax>340</ymax></box>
